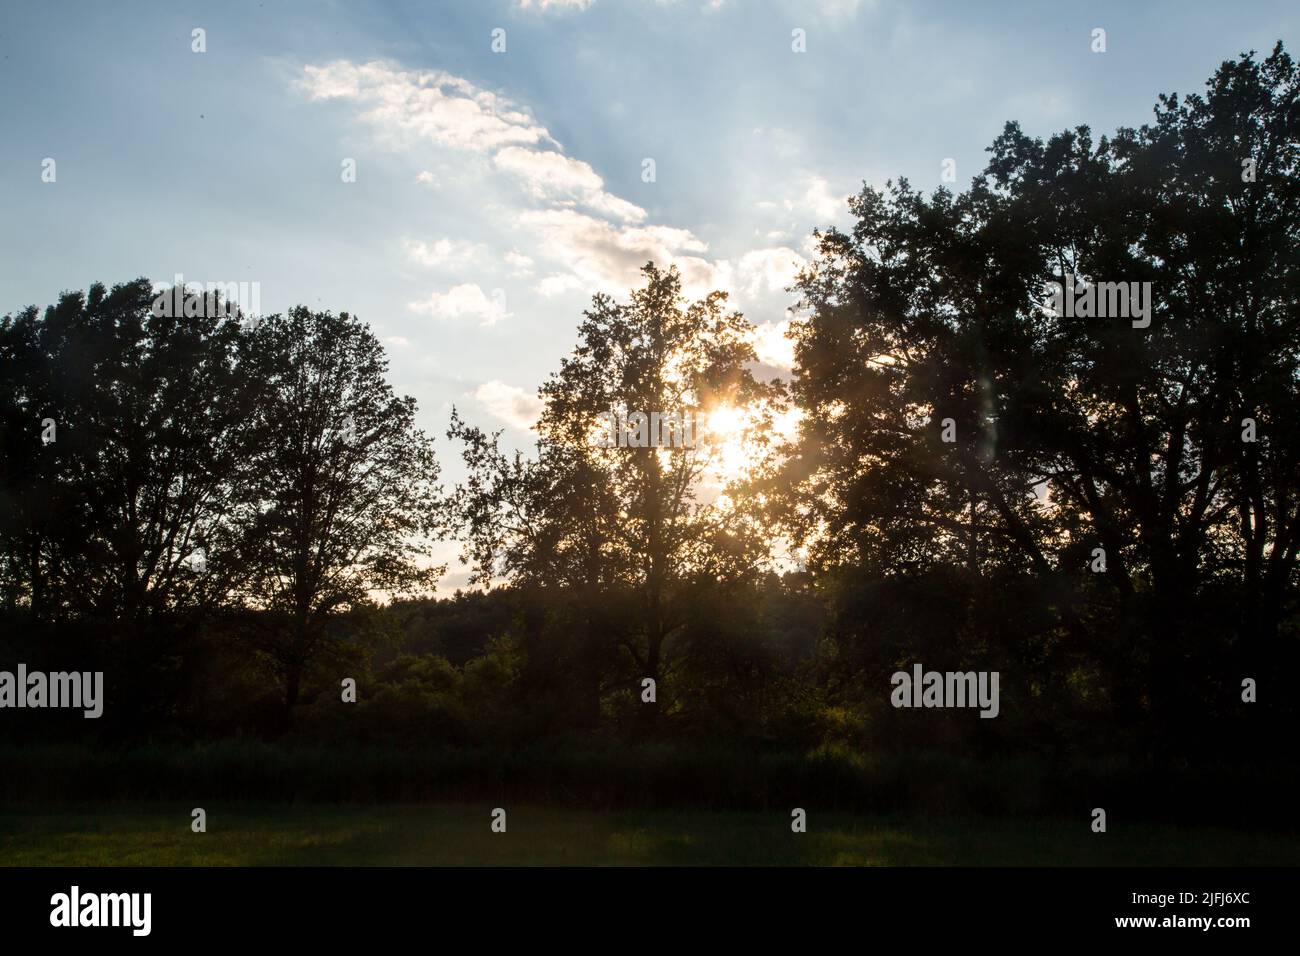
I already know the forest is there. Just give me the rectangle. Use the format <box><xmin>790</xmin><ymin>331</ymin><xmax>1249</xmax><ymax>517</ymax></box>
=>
<box><xmin>1</xmin><ymin>44</ymin><xmax>1296</xmax><ymax>830</ymax></box>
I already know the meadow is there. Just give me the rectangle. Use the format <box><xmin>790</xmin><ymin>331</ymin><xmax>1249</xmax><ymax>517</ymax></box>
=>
<box><xmin>3</xmin><ymin>804</ymin><xmax>1297</xmax><ymax>867</ymax></box>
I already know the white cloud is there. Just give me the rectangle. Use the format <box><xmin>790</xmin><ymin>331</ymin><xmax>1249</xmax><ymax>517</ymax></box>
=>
<box><xmin>404</xmin><ymin>238</ymin><xmax>482</xmax><ymax>268</ymax></box>
<box><xmin>537</xmin><ymin>273</ymin><xmax>586</xmax><ymax>297</ymax></box>
<box><xmin>516</xmin><ymin>0</ymin><xmax>595</xmax><ymax>10</ymax></box>
<box><xmin>516</xmin><ymin>208</ymin><xmax>724</xmax><ymax>297</ymax></box>
<box><xmin>409</xmin><ymin>284</ymin><xmax>509</xmax><ymax>325</ymax></box>
<box><xmin>296</xmin><ymin>62</ymin><xmax>654</xmax><ymax>235</ymax></box>
<box><xmin>474</xmin><ymin>380</ymin><xmax>544</xmax><ymax>430</ymax></box>
<box><xmin>580</xmin><ymin>189</ymin><xmax>650</xmax><ymax>224</ymax></box>
<box><xmin>794</xmin><ymin>176</ymin><xmax>844</xmax><ymax>222</ymax></box>
<box><xmin>752</xmin><ymin>176</ymin><xmax>849</xmax><ymax>251</ymax></box>
<box><xmin>751</xmin><ymin>317</ymin><xmax>796</xmax><ymax>370</ymax></box>
<box><xmin>505</xmin><ymin>249</ymin><xmax>535</xmax><ymax>276</ymax></box>
<box><xmin>302</xmin><ymin>58</ymin><xmax>815</xmax><ymax>327</ymax></box>
<box><xmin>735</xmin><ymin>246</ymin><xmax>806</xmax><ymax>295</ymax></box>
<box><xmin>299</xmin><ymin>61</ymin><xmax>552</xmax><ymax>154</ymax></box>
<box><xmin>494</xmin><ymin>145</ymin><xmax>603</xmax><ymax>195</ymax></box>
<box><xmin>493</xmin><ymin>146</ymin><xmax>645</xmax><ymax>223</ymax></box>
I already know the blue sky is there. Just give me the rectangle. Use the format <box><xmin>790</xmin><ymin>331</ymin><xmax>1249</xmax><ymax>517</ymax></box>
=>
<box><xmin>2</xmin><ymin>0</ymin><xmax>1294</xmax><ymax>584</ymax></box>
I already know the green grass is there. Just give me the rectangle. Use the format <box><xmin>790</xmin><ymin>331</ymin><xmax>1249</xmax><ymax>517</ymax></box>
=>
<box><xmin>1</xmin><ymin>804</ymin><xmax>1296</xmax><ymax>866</ymax></box>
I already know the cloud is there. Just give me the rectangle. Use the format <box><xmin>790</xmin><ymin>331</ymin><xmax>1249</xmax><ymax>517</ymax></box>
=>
<box><xmin>299</xmin><ymin>61</ymin><xmax>643</xmax><ymax>227</ymax></box>
<box><xmin>494</xmin><ymin>145</ymin><xmax>602</xmax><ymax>195</ymax></box>
<box><xmin>409</xmin><ymin>284</ymin><xmax>509</xmax><ymax>325</ymax></box>
<box><xmin>474</xmin><ymin>380</ymin><xmax>544</xmax><ymax>430</ymax></box>
<box><xmin>302</xmin><ymin>58</ymin><xmax>810</xmax><ymax>322</ymax></box>
<box><xmin>795</xmin><ymin>176</ymin><xmax>844</xmax><ymax>222</ymax></box>
<box><xmin>516</xmin><ymin>0</ymin><xmax>595</xmax><ymax>10</ymax></box>
<box><xmin>505</xmin><ymin>250</ymin><xmax>535</xmax><ymax>276</ymax></box>
<box><xmin>750</xmin><ymin>176</ymin><xmax>849</xmax><ymax>263</ymax></box>
<box><xmin>493</xmin><ymin>146</ymin><xmax>645</xmax><ymax>223</ymax></box>
<box><xmin>735</xmin><ymin>246</ymin><xmax>806</xmax><ymax>295</ymax></box>
<box><xmin>404</xmin><ymin>238</ymin><xmax>483</xmax><ymax>268</ymax></box>
<box><xmin>299</xmin><ymin>61</ymin><xmax>552</xmax><ymax>153</ymax></box>
<box><xmin>516</xmin><ymin>208</ymin><xmax>725</xmax><ymax>297</ymax></box>
<box><xmin>537</xmin><ymin>273</ymin><xmax>586</xmax><ymax>297</ymax></box>
<box><xmin>751</xmin><ymin>317</ymin><xmax>797</xmax><ymax>370</ymax></box>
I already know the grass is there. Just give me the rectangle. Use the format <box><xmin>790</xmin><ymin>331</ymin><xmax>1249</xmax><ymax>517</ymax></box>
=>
<box><xmin>1</xmin><ymin>804</ymin><xmax>1297</xmax><ymax>866</ymax></box>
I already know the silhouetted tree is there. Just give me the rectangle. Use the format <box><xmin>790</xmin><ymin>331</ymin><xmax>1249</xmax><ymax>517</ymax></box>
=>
<box><xmin>0</xmin><ymin>279</ymin><xmax>265</xmax><ymax>726</ymax></box>
<box><xmin>0</xmin><ymin>279</ymin><xmax>258</xmax><ymax>623</ymax></box>
<box><xmin>236</xmin><ymin>306</ymin><xmax>444</xmax><ymax>726</ymax></box>
<box><xmin>778</xmin><ymin>43</ymin><xmax>1300</xmax><ymax>753</ymax></box>
<box><xmin>449</xmin><ymin>263</ymin><xmax>782</xmax><ymax>733</ymax></box>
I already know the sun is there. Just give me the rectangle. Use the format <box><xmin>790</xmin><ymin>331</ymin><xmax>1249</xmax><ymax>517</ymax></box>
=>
<box><xmin>698</xmin><ymin>401</ymin><xmax>793</xmax><ymax>486</ymax></box>
<box><xmin>705</xmin><ymin>403</ymin><xmax>748</xmax><ymax>443</ymax></box>
<box><xmin>625</xmin><ymin>397</ymin><xmax>802</xmax><ymax>495</ymax></box>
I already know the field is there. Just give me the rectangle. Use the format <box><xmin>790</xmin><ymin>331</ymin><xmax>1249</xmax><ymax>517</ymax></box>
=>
<box><xmin>2</xmin><ymin>804</ymin><xmax>1297</xmax><ymax>866</ymax></box>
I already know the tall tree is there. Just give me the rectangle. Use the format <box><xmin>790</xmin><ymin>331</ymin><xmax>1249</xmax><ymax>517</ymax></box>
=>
<box><xmin>237</xmin><ymin>306</ymin><xmax>443</xmax><ymax>726</ymax></box>
<box><xmin>779</xmin><ymin>44</ymin><xmax>1300</xmax><ymax>747</ymax></box>
<box><xmin>0</xmin><ymin>279</ymin><xmax>258</xmax><ymax>626</ymax></box>
<box><xmin>449</xmin><ymin>263</ymin><xmax>782</xmax><ymax>731</ymax></box>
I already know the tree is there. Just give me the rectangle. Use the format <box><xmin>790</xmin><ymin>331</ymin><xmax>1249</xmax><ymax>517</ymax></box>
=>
<box><xmin>779</xmin><ymin>43</ymin><xmax>1300</xmax><ymax>750</ymax></box>
<box><xmin>0</xmin><ymin>280</ymin><xmax>263</xmax><ymax>624</ymax></box>
<box><xmin>237</xmin><ymin>306</ymin><xmax>443</xmax><ymax>726</ymax></box>
<box><xmin>0</xmin><ymin>279</ymin><xmax>258</xmax><ymax>625</ymax></box>
<box><xmin>449</xmin><ymin>263</ymin><xmax>782</xmax><ymax>732</ymax></box>
<box><xmin>0</xmin><ymin>279</ymin><xmax>264</xmax><ymax>726</ymax></box>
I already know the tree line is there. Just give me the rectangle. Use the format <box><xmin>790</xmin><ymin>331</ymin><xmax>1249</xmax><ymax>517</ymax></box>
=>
<box><xmin>1</xmin><ymin>44</ymin><xmax>1296</xmax><ymax>763</ymax></box>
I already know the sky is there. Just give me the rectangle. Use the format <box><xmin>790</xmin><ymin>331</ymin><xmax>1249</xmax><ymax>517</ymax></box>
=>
<box><xmin>1</xmin><ymin>0</ymin><xmax>1294</xmax><ymax>586</ymax></box>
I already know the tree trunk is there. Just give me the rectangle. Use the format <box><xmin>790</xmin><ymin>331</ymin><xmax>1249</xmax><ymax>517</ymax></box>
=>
<box><xmin>282</xmin><ymin>659</ymin><xmax>303</xmax><ymax>732</ymax></box>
